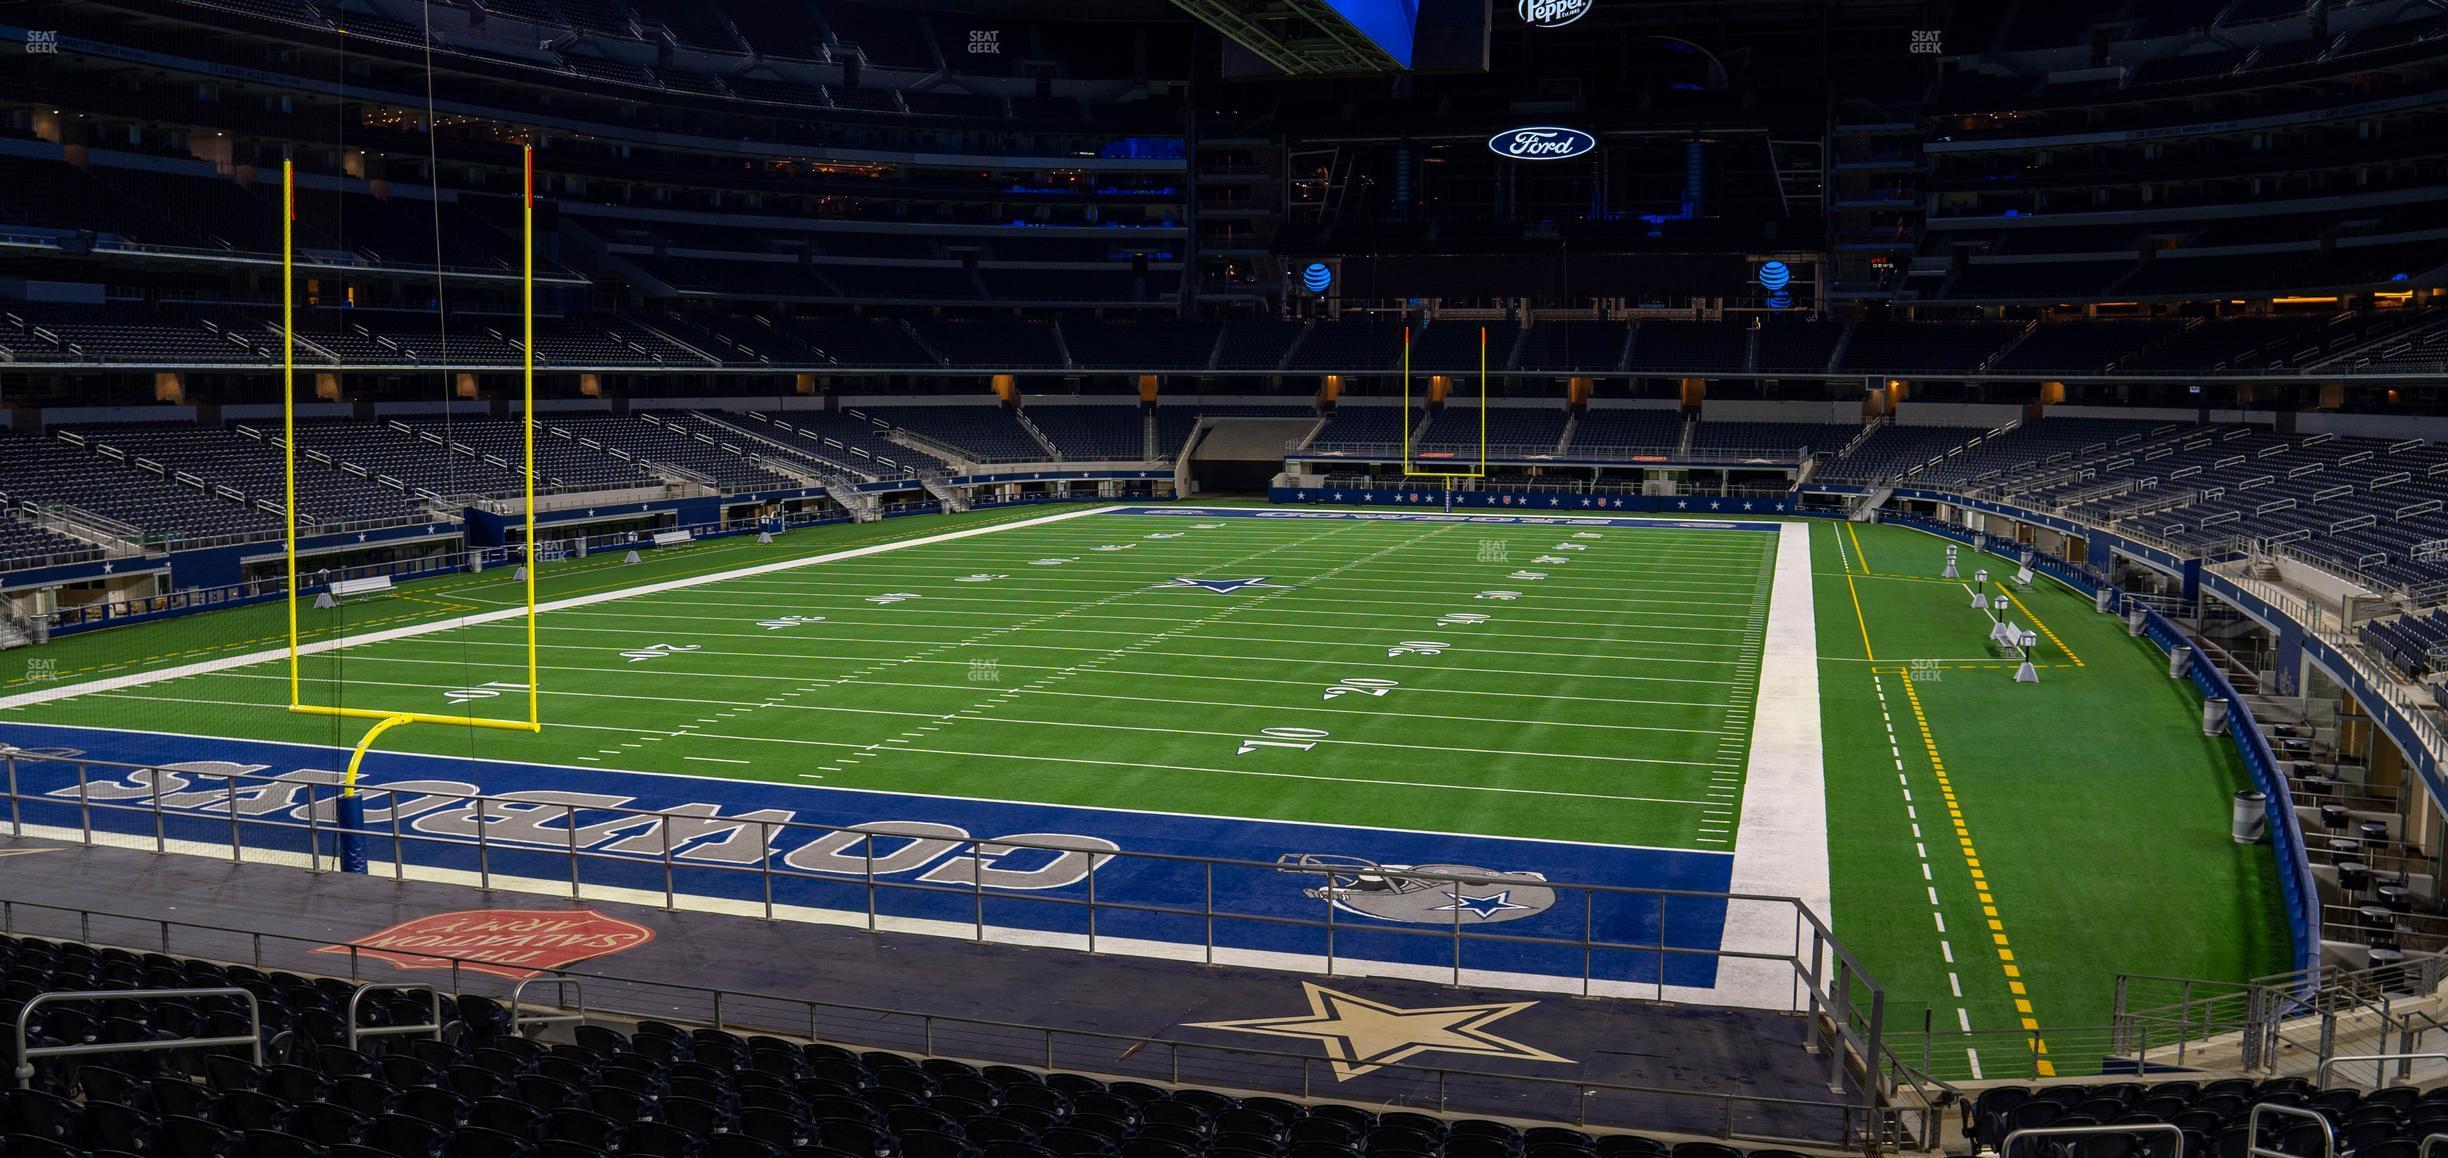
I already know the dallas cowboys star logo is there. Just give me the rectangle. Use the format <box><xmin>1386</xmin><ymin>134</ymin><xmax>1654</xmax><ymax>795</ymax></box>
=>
<box><xmin>1431</xmin><ymin>890</ymin><xmax>1533</xmax><ymax>919</ymax></box>
<box><xmin>1185</xmin><ymin>982</ymin><xmax>1570</xmax><ymax>1081</ymax></box>
<box><xmin>1157</xmin><ymin>577</ymin><xmax>1288</xmax><ymax>595</ymax></box>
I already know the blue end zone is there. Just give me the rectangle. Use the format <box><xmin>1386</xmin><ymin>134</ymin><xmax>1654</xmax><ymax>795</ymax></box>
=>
<box><xmin>0</xmin><ymin>723</ymin><xmax>1735</xmax><ymax>989</ymax></box>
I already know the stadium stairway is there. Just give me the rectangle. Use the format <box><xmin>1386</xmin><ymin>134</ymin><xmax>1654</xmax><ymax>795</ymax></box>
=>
<box><xmin>919</xmin><ymin>475</ymin><xmax>972</xmax><ymax>511</ymax></box>
<box><xmin>1012</xmin><ymin>411</ymin><xmax>1064</xmax><ymax>460</ymax></box>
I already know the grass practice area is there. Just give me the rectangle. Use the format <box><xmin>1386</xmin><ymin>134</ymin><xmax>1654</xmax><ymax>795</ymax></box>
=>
<box><xmin>0</xmin><ymin>503</ymin><xmax>2289</xmax><ymax>1079</ymax></box>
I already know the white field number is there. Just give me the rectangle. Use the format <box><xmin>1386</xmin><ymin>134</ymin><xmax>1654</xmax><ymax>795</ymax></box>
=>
<box><xmin>1436</xmin><ymin>611</ymin><xmax>1491</xmax><ymax>627</ymax></box>
<box><xmin>756</xmin><ymin>615</ymin><xmax>826</xmax><ymax>630</ymax></box>
<box><xmin>1239</xmin><ymin>726</ymin><xmax>1329</xmax><ymax>756</ymax></box>
<box><xmin>620</xmin><ymin>643</ymin><xmax>702</xmax><ymax>663</ymax></box>
<box><xmin>444</xmin><ymin>680</ymin><xmax>528</xmax><ymax>704</ymax></box>
<box><xmin>1321</xmin><ymin>677</ymin><xmax>1398</xmax><ymax>701</ymax></box>
<box><xmin>1388</xmin><ymin>640</ymin><xmax>1449</xmax><ymax>657</ymax></box>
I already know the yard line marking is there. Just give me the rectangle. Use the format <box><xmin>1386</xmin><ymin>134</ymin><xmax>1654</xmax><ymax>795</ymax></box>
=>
<box><xmin>8</xmin><ymin>718</ymin><xmax>1720</xmax><ymax>854</ymax></box>
<box><xmin>0</xmin><ymin>503</ymin><xmax>1128</xmax><ymax>712</ymax></box>
<box><xmin>343</xmin><ymin>628</ymin><xmax>1760</xmax><ymax>688</ymax></box>
<box><xmin>682</xmin><ymin>756</ymin><xmax>751</xmax><ymax>765</ymax></box>
<box><xmin>92</xmin><ymin>688</ymin><xmax>1731</xmax><ymax>806</ymax></box>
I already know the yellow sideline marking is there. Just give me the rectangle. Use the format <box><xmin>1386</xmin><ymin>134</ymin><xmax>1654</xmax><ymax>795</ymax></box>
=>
<box><xmin>1846</xmin><ymin>522</ymin><xmax>1871</xmax><ymax>572</ymax></box>
<box><xmin>1897</xmin><ymin>669</ymin><xmax>2054</xmax><ymax>1077</ymax></box>
<box><xmin>1846</xmin><ymin>572</ymin><xmax>1875</xmax><ymax>661</ymax></box>
<box><xmin>2003</xmin><ymin>587</ymin><xmax>2083</xmax><ymax>667</ymax></box>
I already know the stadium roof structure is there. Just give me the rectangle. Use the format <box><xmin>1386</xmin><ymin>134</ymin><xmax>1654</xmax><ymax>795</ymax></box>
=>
<box><xmin>1167</xmin><ymin>0</ymin><xmax>1416</xmax><ymax>73</ymax></box>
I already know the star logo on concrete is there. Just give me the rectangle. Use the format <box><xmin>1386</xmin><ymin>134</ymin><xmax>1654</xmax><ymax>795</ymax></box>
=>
<box><xmin>1184</xmin><ymin>982</ymin><xmax>1569</xmax><ymax>1081</ymax></box>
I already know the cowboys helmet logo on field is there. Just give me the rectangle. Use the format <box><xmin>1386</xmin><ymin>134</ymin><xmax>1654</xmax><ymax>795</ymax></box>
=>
<box><xmin>1277</xmin><ymin>853</ymin><xmax>1556</xmax><ymax>924</ymax></box>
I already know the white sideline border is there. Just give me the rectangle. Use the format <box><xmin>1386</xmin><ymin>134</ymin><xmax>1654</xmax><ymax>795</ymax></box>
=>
<box><xmin>1715</xmin><ymin>523</ymin><xmax>1832</xmax><ymax>1006</ymax></box>
<box><xmin>0</xmin><ymin>504</ymin><xmax>1124</xmax><ymax>713</ymax></box>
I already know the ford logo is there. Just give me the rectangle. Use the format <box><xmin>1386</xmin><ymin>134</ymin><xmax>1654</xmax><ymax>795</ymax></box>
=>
<box><xmin>1518</xmin><ymin>0</ymin><xmax>1592</xmax><ymax>28</ymax></box>
<box><xmin>1488</xmin><ymin>127</ymin><xmax>1597</xmax><ymax>161</ymax></box>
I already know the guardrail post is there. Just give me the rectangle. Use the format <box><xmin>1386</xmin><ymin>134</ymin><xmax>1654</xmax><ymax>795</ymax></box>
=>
<box><xmin>226</xmin><ymin>777</ymin><xmax>242</xmax><ymax>862</ymax></box>
<box><xmin>74</xmin><ymin>761</ymin><xmax>89</xmax><ymax>845</ymax></box>
<box><xmin>305</xmin><ymin>786</ymin><xmax>322</xmax><ymax>872</ymax></box>
<box><xmin>760</xmin><ymin>821</ymin><xmax>774</xmax><ymax>920</ymax></box>
<box><xmin>476</xmin><ymin>797</ymin><xmax>491</xmax><ymax>890</ymax></box>
<box><xmin>1581</xmin><ymin>890</ymin><xmax>1594</xmax><ymax>998</ymax></box>
<box><xmin>566</xmin><ymin>804</ymin><xmax>581</xmax><ymax>899</ymax></box>
<box><xmin>1864</xmin><ymin>989</ymin><xmax>1887</xmax><ymax>1106</ymax></box>
<box><xmin>1451</xmin><ymin>876</ymin><xmax>1464</xmax><ymax>986</ymax></box>
<box><xmin>1324</xmin><ymin>880</ymin><xmax>1337</xmax><ymax>975</ymax></box>
<box><xmin>661</xmin><ymin>819</ymin><xmax>676</xmax><ymax>910</ymax></box>
<box><xmin>1802</xmin><ymin>927</ymin><xmax>1826</xmax><ymax>1054</ymax></box>
<box><xmin>6</xmin><ymin>752</ymin><xmax>19</xmax><ymax>837</ymax></box>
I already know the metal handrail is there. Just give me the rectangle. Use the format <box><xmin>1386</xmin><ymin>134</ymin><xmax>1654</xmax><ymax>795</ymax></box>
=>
<box><xmin>2003</xmin><ymin>1123</ymin><xmax>2185</xmax><ymax>1158</ymax></box>
<box><xmin>343</xmin><ymin>982</ymin><xmax>444</xmax><ymax>1051</ymax></box>
<box><xmin>11</xmin><ymin>986</ymin><xmax>261</xmax><ymax>1087</ymax></box>
<box><xmin>0</xmin><ymin>752</ymin><xmax>1881</xmax><ymax>1018</ymax></box>
<box><xmin>2317</xmin><ymin>1049</ymin><xmax>2448</xmax><ymax>1090</ymax></box>
<box><xmin>2247</xmin><ymin>1103</ymin><xmax>2335</xmax><ymax>1158</ymax></box>
<box><xmin>507</xmin><ymin>977</ymin><xmax>586</xmax><ymax>1038</ymax></box>
<box><xmin>0</xmin><ymin>896</ymin><xmax>1927</xmax><ymax>1149</ymax></box>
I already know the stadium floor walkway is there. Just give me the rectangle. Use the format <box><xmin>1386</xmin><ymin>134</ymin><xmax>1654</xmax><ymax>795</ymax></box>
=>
<box><xmin>0</xmin><ymin>836</ymin><xmax>1868</xmax><ymax>1143</ymax></box>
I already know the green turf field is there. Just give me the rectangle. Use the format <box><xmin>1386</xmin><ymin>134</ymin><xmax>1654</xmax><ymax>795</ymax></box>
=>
<box><xmin>3</xmin><ymin>507</ymin><xmax>1775</xmax><ymax>851</ymax></box>
<box><xmin>0</xmin><ymin>503</ymin><xmax>2293</xmax><ymax>1083</ymax></box>
<box><xmin>1812</xmin><ymin>518</ymin><xmax>2289</xmax><ymax>1080</ymax></box>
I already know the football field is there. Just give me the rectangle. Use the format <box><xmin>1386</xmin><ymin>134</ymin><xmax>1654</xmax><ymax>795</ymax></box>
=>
<box><xmin>0</xmin><ymin>502</ymin><xmax>2299</xmax><ymax>1078</ymax></box>
<box><xmin>0</xmin><ymin>506</ymin><xmax>1827</xmax><ymax>1004</ymax></box>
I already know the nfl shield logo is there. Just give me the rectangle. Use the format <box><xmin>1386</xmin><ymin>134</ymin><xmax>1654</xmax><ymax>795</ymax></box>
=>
<box><xmin>317</xmin><ymin>909</ymin><xmax>656</xmax><ymax>980</ymax></box>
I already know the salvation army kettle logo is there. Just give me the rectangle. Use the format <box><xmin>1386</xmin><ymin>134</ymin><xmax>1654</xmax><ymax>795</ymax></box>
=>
<box><xmin>1487</xmin><ymin>127</ymin><xmax>1596</xmax><ymax>161</ymax></box>
<box><xmin>1518</xmin><ymin>0</ymin><xmax>1593</xmax><ymax>28</ymax></box>
<box><xmin>316</xmin><ymin>909</ymin><xmax>656</xmax><ymax>980</ymax></box>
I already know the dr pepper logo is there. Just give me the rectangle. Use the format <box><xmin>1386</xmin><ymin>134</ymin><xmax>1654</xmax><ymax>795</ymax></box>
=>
<box><xmin>317</xmin><ymin>909</ymin><xmax>655</xmax><ymax>980</ymax></box>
